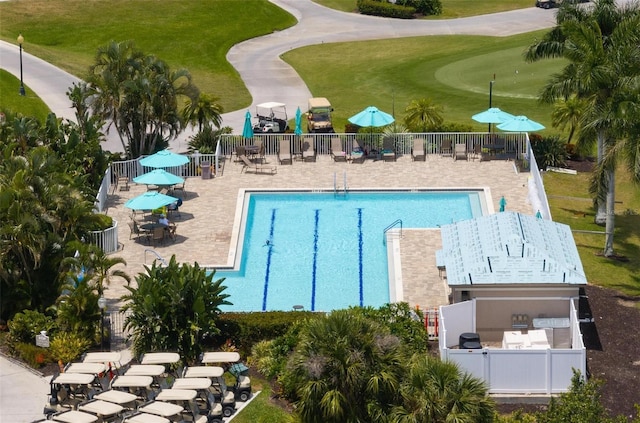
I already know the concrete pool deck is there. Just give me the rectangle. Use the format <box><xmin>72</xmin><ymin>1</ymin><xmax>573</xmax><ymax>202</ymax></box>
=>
<box><xmin>104</xmin><ymin>154</ymin><xmax>532</xmax><ymax>311</ymax></box>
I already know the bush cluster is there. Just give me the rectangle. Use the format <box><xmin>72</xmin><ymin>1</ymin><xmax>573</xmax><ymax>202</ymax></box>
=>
<box><xmin>357</xmin><ymin>0</ymin><xmax>416</xmax><ymax>18</ymax></box>
<box><xmin>530</xmin><ymin>133</ymin><xmax>567</xmax><ymax>170</ymax></box>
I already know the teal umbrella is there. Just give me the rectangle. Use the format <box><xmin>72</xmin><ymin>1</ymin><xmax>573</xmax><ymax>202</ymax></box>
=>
<box><xmin>242</xmin><ymin>110</ymin><xmax>253</xmax><ymax>139</ymax></box>
<box><xmin>499</xmin><ymin>196</ymin><xmax>507</xmax><ymax>212</ymax></box>
<box><xmin>125</xmin><ymin>191</ymin><xmax>179</xmax><ymax>211</ymax></box>
<box><xmin>497</xmin><ymin>115</ymin><xmax>545</xmax><ymax>132</ymax></box>
<box><xmin>133</xmin><ymin>169</ymin><xmax>184</xmax><ymax>186</ymax></box>
<box><xmin>294</xmin><ymin>107</ymin><xmax>303</xmax><ymax>136</ymax></box>
<box><xmin>348</xmin><ymin>106</ymin><xmax>394</xmax><ymax>128</ymax></box>
<box><xmin>139</xmin><ymin>149</ymin><xmax>190</xmax><ymax>168</ymax></box>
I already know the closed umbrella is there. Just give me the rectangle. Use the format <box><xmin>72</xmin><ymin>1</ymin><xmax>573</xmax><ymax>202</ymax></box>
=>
<box><xmin>125</xmin><ymin>191</ymin><xmax>179</xmax><ymax>211</ymax></box>
<box><xmin>242</xmin><ymin>110</ymin><xmax>253</xmax><ymax>139</ymax></box>
<box><xmin>139</xmin><ymin>149</ymin><xmax>190</xmax><ymax>168</ymax></box>
<box><xmin>348</xmin><ymin>106</ymin><xmax>395</xmax><ymax>128</ymax></box>
<box><xmin>133</xmin><ymin>169</ymin><xmax>184</xmax><ymax>186</ymax></box>
<box><xmin>497</xmin><ymin>115</ymin><xmax>545</xmax><ymax>132</ymax></box>
<box><xmin>294</xmin><ymin>107</ymin><xmax>303</xmax><ymax>136</ymax></box>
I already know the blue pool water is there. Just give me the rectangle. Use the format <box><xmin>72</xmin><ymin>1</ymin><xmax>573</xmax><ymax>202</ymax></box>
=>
<box><xmin>214</xmin><ymin>191</ymin><xmax>483</xmax><ymax>312</ymax></box>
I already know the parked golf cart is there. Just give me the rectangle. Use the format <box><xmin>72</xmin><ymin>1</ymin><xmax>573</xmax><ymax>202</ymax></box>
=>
<box><xmin>81</xmin><ymin>352</ymin><xmax>124</xmax><ymax>377</ymax></box>
<box><xmin>138</xmin><ymin>352</ymin><xmax>182</xmax><ymax>379</ymax></box>
<box><xmin>122</xmin><ymin>411</ymin><xmax>170</xmax><ymax>423</ymax></box>
<box><xmin>307</xmin><ymin>97</ymin><xmax>334</xmax><ymax>133</ymax></box>
<box><xmin>253</xmin><ymin>102</ymin><xmax>289</xmax><ymax>133</ymax></box>
<box><xmin>109</xmin><ymin>375</ymin><xmax>156</xmax><ymax>404</ymax></box>
<box><xmin>181</xmin><ymin>366</ymin><xmax>236</xmax><ymax>417</ymax></box>
<box><xmin>200</xmin><ymin>352</ymin><xmax>252</xmax><ymax>402</ymax></box>
<box><xmin>124</xmin><ymin>365</ymin><xmax>170</xmax><ymax>389</ymax></box>
<box><xmin>77</xmin><ymin>398</ymin><xmax>125</xmax><ymax>422</ymax></box>
<box><xmin>40</xmin><ymin>409</ymin><xmax>99</xmax><ymax>423</ymax></box>
<box><xmin>137</xmin><ymin>399</ymin><xmax>184</xmax><ymax>421</ymax></box>
<box><xmin>171</xmin><ymin>377</ymin><xmax>224</xmax><ymax>423</ymax></box>
<box><xmin>44</xmin><ymin>373</ymin><xmax>100</xmax><ymax>417</ymax></box>
<box><xmin>153</xmin><ymin>388</ymin><xmax>211</xmax><ymax>423</ymax></box>
<box><xmin>64</xmin><ymin>362</ymin><xmax>110</xmax><ymax>391</ymax></box>
<box><xmin>93</xmin><ymin>389</ymin><xmax>138</xmax><ymax>412</ymax></box>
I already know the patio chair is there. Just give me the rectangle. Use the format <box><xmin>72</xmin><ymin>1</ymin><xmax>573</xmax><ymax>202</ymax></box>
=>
<box><xmin>116</xmin><ymin>174</ymin><xmax>130</xmax><ymax>192</ymax></box>
<box><xmin>470</xmin><ymin>144</ymin><xmax>483</xmax><ymax>161</ymax></box>
<box><xmin>240</xmin><ymin>154</ymin><xmax>278</xmax><ymax>174</ymax></box>
<box><xmin>330</xmin><ymin>137</ymin><xmax>347</xmax><ymax>162</ymax></box>
<box><xmin>129</xmin><ymin>221</ymin><xmax>150</xmax><ymax>244</ymax></box>
<box><xmin>172</xmin><ymin>179</ymin><xmax>186</xmax><ymax>199</ymax></box>
<box><xmin>411</xmin><ymin>138</ymin><xmax>426</xmax><ymax>161</ymax></box>
<box><xmin>381</xmin><ymin>137</ymin><xmax>396</xmax><ymax>162</ymax></box>
<box><xmin>441</xmin><ymin>139</ymin><xmax>453</xmax><ymax>157</ymax></box>
<box><xmin>454</xmin><ymin>143</ymin><xmax>467</xmax><ymax>161</ymax></box>
<box><xmin>277</xmin><ymin>139</ymin><xmax>292</xmax><ymax>165</ymax></box>
<box><xmin>302</xmin><ymin>137</ymin><xmax>316</xmax><ymax>162</ymax></box>
<box><xmin>350</xmin><ymin>139</ymin><xmax>365</xmax><ymax>164</ymax></box>
<box><xmin>235</xmin><ymin>145</ymin><xmax>246</xmax><ymax>164</ymax></box>
<box><xmin>151</xmin><ymin>226</ymin><xmax>165</xmax><ymax>247</ymax></box>
<box><xmin>167</xmin><ymin>223</ymin><xmax>177</xmax><ymax>241</ymax></box>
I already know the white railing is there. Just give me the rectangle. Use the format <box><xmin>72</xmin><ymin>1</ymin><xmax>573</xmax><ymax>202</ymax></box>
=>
<box><xmin>88</xmin><ymin>220</ymin><xmax>119</xmax><ymax>254</ymax></box>
<box><xmin>526</xmin><ymin>136</ymin><xmax>552</xmax><ymax>220</ymax></box>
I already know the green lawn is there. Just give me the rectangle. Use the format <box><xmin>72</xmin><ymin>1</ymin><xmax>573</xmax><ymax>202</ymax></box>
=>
<box><xmin>0</xmin><ymin>70</ymin><xmax>50</xmax><ymax>121</ymax></box>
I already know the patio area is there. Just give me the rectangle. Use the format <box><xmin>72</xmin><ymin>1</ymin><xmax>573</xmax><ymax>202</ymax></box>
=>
<box><xmin>103</xmin><ymin>153</ymin><xmax>533</xmax><ymax>311</ymax></box>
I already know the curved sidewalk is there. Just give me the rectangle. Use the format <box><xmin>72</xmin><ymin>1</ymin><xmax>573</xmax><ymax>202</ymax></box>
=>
<box><xmin>0</xmin><ymin>0</ymin><xmax>556</xmax><ymax>152</ymax></box>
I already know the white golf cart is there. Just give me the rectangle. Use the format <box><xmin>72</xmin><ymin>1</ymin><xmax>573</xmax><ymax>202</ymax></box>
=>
<box><xmin>201</xmin><ymin>351</ymin><xmax>252</xmax><ymax>402</ymax></box>
<box><xmin>81</xmin><ymin>352</ymin><xmax>124</xmax><ymax>376</ymax></box>
<box><xmin>77</xmin><ymin>398</ymin><xmax>125</xmax><ymax>422</ymax></box>
<box><xmin>124</xmin><ymin>365</ymin><xmax>170</xmax><ymax>389</ymax></box>
<box><xmin>109</xmin><ymin>375</ymin><xmax>156</xmax><ymax>404</ymax></box>
<box><xmin>43</xmin><ymin>409</ymin><xmax>99</xmax><ymax>423</ymax></box>
<box><xmin>122</xmin><ymin>412</ymin><xmax>170</xmax><ymax>423</ymax></box>
<box><xmin>44</xmin><ymin>373</ymin><xmax>100</xmax><ymax>417</ymax></box>
<box><xmin>153</xmin><ymin>388</ymin><xmax>210</xmax><ymax>423</ymax></box>
<box><xmin>253</xmin><ymin>102</ymin><xmax>289</xmax><ymax>133</ymax></box>
<box><xmin>171</xmin><ymin>377</ymin><xmax>224</xmax><ymax>423</ymax></box>
<box><xmin>181</xmin><ymin>366</ymin><xmax>236</xmax><ymax>417</ymax></box>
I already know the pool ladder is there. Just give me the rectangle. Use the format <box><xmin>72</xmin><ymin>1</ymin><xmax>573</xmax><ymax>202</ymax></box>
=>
<box><xmin>383</xmin><ymin>219</ymin><xmax>403</xmax><ymax>243</ymax></box>
<box><xmin>333</xmin><ymin>171</ymin><xmax>347</xmax><ymax>196</ymax></box>
<box><xmin>144</xmin><ymin>249</ymin><xmax>168</xmax><ymax>266</ymax></box>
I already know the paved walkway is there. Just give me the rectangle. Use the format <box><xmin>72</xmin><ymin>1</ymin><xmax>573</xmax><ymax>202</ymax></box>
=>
<box><xmin>0</xmin><ymin>0</ymin><xmax>557</xmax><ymax>152</ymax></box>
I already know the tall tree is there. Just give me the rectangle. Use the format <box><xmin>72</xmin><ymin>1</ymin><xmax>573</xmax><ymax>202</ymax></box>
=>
<box><xmin>403</xmin><ymin>98</ymin><xmax>443</xmax><ymax>133</ymax></box>
<box><xmin>182</xmin><ymin>93</ymin><xmax>224</xmax><ymax>132</ymax></box>
<box><xmin>551</xmin><ymin>95</ymin><xmax>585</xmax><ymax>146</ymax></box>
<box><xmin>121</xmin><ymin>257</ymin><xmax>231</xmax><ymax>364</ymax></box>
<box><xmin>524</xmin><ymin>0</ymin><xmax>640</xmax><ymax>256</ymax></box>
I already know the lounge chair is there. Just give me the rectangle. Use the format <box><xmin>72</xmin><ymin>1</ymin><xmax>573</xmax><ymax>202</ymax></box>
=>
<box><xmin>381</xmin><ymin>137</ymin><xmax>396</xmax><ymax>162</ymax></box>
<box><xmin>441</xmin><ymin>139</ymin><xmax>453</xmax><ymax>157</ymax></box>
<box><xmin>470</xmin><ymin>144</ymin><xmax>483</xmax><ymax>161</ymax></box>
<box><xmin>454</xmin><ymin>143</ymin><xmax>467</xmax><ymax>161</ymax></box>
<box><xmin>240</xmin><ymin>154</ymin><xmax>277</xmax><ymax>174</ymax></box>
<box><xmin>277</xmin><ymin>139</ymin><xmax>292</xmax><ymax>165</ymax></box>
<box><xmin>302</xmin><ymin>137</ymin><xmax>316</xmax><ymax>162</ymax></box>
<box><xmin>411</xmin><ymin>138</ymin><xmax>426</xmax><ymax>161</ymax></box>
<box><xmin>330</xmin><ymin>137</ymin><xmax>347</xmax><ymax>162</ymax></box>
<box><xmin>350</xmin><ymin>140</ymin><xmax>365</xmax><ymax>164</ymax></box>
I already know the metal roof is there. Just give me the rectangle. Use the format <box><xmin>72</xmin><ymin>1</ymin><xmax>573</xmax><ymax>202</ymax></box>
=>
<box><xmin>438</xmin><ymin>211</ymin><xmax>586</xmax><ymax>286</ymax></box>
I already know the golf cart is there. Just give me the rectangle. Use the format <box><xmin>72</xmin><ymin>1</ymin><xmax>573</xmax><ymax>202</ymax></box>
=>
<box><xmin>63</xmin><ymin>362</ymin><xmax>110</xmax><ymax>391</ymax></box>
<box><xmin>535</xmin><ymin>0</ymin><xmax>587</xmax><ymax>8</ymax></box>
<box><xmin>77</xmin><ymin>398</ymin><xmax>125</xmax><ymax>422</ymax></box>
<box><xmin>93</xmin><ymin>389</ymin><xmax>138</xmax><ymax>412</ymax></box>
<box><xmin>307</xmin><ymin>97</ymin><xmax>334</xmax><ymax>133</ymax></box>
<box><xmin>253</xmin><ymin>102</ymin><xmax>289</xmax><ymax>133</ymax></box>
<box><xmin>181</xmin><ymin>366</ymin><xmax>236</xmax><ymax>417</ymax></box>
<box><xmin>122</xmin><ymin>412</ymin><xmax>170</xmax><ymax>423</ymax></box>
<box><xmin>45</xmin><ymin>373</ymin><xmax>100</xmax><ymax>417</ymax></box>
<box><xmin>109</xmin><ymin>375</ymin><xmax>156</xmax><ymax>404</ymax></box>
<box><xmin>124</xmin><ymin>365</ymin><xmax>170</xmax><ymax>389</ymax></box>
<box><xmin>40</xmin><ymin>410</ymin><xmax>99</xmax><ymax>423</ymax></box>
<box><xmin>81</xmin><ymin>352</ymin><xmax>124</xmax><ymax>377</ymax></box>
<box><xmin>200</xmin><ymin>352</ymin><xmax>252</xmax><ymax>402</ymax></box>
<box><xmin>153</xmin><ymin>388</ymin><xmax>211</xmax><ymax>423</ymax></box>
<box><xmin>171</xmin><ymin>378</ymin><xmax>224</xmax><ymax>423</ymax></box>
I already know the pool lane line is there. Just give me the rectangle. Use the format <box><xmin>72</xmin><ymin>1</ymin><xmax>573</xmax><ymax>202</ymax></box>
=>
<box><xmin>358</xmin><ymin>208</ymin><xmax>364</xmax><ymax>306</ymax></box>
<box><xmin>262</xmin><ymin>208</ymin><xmax>276</xmax><ymax>311</ymax></box>
<box><xmin>311</xmin><ymin>209</ymin><xmax>319</xmax><ymax>311</ymax></box>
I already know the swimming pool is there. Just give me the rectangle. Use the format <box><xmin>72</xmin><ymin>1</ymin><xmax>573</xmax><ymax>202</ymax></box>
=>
<box><xmin>214</xmin><ymin>190</ymin><xmax>485</xmax><ymax>312</ymax></box>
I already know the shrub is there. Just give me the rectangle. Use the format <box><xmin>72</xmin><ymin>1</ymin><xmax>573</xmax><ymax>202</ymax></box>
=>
<box><xmin>530</xmin><ymin>134</ymin><xmax>567</xmax><ymax>170</ymax></box>
<box><xmin>397</xmin><ymin>0</ymin><xmax>442</xmax><ymax>15</ymax></box>
<box><xmin>357</xmin><ymin>0</ymin><xmax>416</xmax><ymax>19</ymax></box>
<box><xmin>8</xmin><ymin>310</ymin><xmax>57</xmax><ymax>344</ymax></box>
<box><xmin>13</xmin><ymin>342</ymin><xmax>52</xmax><ymax>368</ymax></box>
<box><xmin>49</xmin><ymin>332</ymin><xmax>92</xmax><ymax>364</ymax></box>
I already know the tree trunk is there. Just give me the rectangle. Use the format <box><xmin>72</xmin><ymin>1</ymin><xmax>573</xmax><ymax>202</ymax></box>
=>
<box><xmin>594</xmin><ymin>130</ymin><xmax>607</xmax><ymax>225</ymax></box>
<box><xmin>603</xmin><ymin>168</ymin><xmax>615</xmax><ymax>257</ymax></box>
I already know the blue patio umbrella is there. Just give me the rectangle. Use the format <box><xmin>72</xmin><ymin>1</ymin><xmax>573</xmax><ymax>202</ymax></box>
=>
<box><xmin>133</xmin><ymin>169</ymin><xmax>184</xmax><ymax>186</ymax></box>
<box><xmin>242</xmin><ymin>110</ymin><xmax>253</xmax><ymax>139</ymax></box>
<box><xmin>139</xmin><ymin>149</ymin><xmax>190</xmax><ymax>169</ymax></box>
<box><xmin>472</xmin><ymin>107</ymin><xmax>515</xmax><ymax>124</ymax></box>
<box><xmin>125</xmin><ymin>191</ymin><xmax>179</xmax><ymax>211</ymax></box>
<box><xmin>499</xmin><ymin>196</ymin><xmax>507</xmax><ymax>212</ymax></box>
<box><xmin>294</xmin><ymin>107</ymin><xmax>303</xmax><ymax>136</ymax></box>
<box><xmin>536</xmin><ymin>210</ymin><xmax>543</xmax><ymax>219</ymax></box>
<box><xmin>348</xmin><ymin>106</ymin><xmax>395</xmax><ymax>128</ymax></box>
<box><xmin>497</xmin><ymin>115</ymin><xmax>545</xmax><ymax>132</ymax></box>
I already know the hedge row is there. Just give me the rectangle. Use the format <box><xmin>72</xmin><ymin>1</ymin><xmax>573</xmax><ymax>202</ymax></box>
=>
<box><xmin>357</xmin><ymin>0</ymin><xmax>416</xmax><ymax>19</ymax></box>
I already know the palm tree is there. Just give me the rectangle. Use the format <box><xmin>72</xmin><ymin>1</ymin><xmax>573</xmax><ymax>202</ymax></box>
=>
<box><xmin>182</xmin><ymin>93</ymin><xmax>224</xmax><ymax>132</ymax></box>
<box><xmin>390</xmin><ymin>355</ymin><xmax>494</xmax><ymax>423</ymax></box>
<box><xmin>524</xmin><ymin>0</ymin><xmax>640</xmax><ymax>256</ymax></box>
<box><xmin>288</xmin><ymin>309</ymin><xmax>405</xmax><ymax>423</ymax></box>
<box><xmin>403</xmin><ymin>98</ymin><xmax>443</xmax><ymax>133</ymax></box>
<box><xmin>551</xmin><ymin>95</ymin><xmax>585</xmax><ymax>146</ymax></box>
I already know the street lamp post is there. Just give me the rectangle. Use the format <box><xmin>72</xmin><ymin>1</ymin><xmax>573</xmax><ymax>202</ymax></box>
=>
<box><xmin>17</xmin><ymin>34</ymin><xmax>25</xmax><ymax>96</ymax></box>
<box><xmin>488</xmin><ymin>79</ymin><xmax>495</xmax><ymax>133</ymax></box>
<box><xmin>97</xmin><ymin>296</ymin><xmax>107</xmax><ymax>351</ymax></box>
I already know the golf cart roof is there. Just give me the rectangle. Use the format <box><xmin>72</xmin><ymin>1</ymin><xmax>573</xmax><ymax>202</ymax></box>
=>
<box><xmin>123</xmin><ymin>412</ymin><xmax>170</xmax><ymax>423</ymax></box>
<box><xmin>308</xmin><ymin>97</ymin><xmax>331</xmax><ymax>108</ymax></box>
<box><xmin>111</xmin><ymin>375</ymin><xmax>154</xmax><ymax>388</ymax></box>
<box><xmin>65</xmin><ymin>363</ymin><xmax>106</xmax><ymax>375</ymax></box>
<box><xmin>124</xmin><ymin>365</ymin><xmax>166</xmax><ymax>377</ymax></box>
<box><xmin>78</xmin><ymin>399</ymin><xmax>124</xmax><ymax>417</ymax></box>
<box><xmin>155</xmin><ymin>388</ymin><xmax>198</xmax><ymax>401</ymax></box>
<box><xmin>82</xmin><ymin>352</ymin><xmax>122</xmax><ymax>364</ymax></box>
<box><xmin>171</xmin><ymin>377</ymin><xmax>212</xmax><ymax>390</ymax></box>
<box><xmin>201</xmin><ymin>351</ymin><xmax>240</xmax><ymax>364</ymax></box>
<box><xmin>182</xmin><ymin>366</ymin><xmax>224</xmax><ymax>378</ymax></box>
<box><xmin>140</xmin><ymin>352</ymin><xmax>180</xmax><ymax>365</ymax></box>
<box><xmin>256</xmin><ymin>102</ymin><xmax>286</xmax><ymax>109</ymax></box>
<box><xmin>52</xmin><ymin>373</ymin><xmax>96</xmax><ymax>385</ymax></box>
<box><xmin>94</xmin><ymin>389</ymin><xmax>138</xmax><ymax>405</ymax></box>
<box><xmin>139</xmin><ymin>400</ymin><xmax>184</xmax><ymax>417</ymax></box>
<box><xmin>50</xmin><ymin>410</ymin><xmax>99</xmax><ymax>423</ymax></box>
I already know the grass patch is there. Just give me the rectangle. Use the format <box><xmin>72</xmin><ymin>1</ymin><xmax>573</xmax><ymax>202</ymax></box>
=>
<box><xmin>232</xmin><ymin>377</ymin><xmax>293</xmax><ymax>423</ymax></box>
<box><xmin>0</xmin><ymin>0</ymin><xmax>296</xmax><ymax>112</ymax></box>
<box><xmin>315</xmin><ymin>0</ymin><xmax>534</xmax><ymax>18</ymax></box>
<box><xmin>544</xmin><ymin>168</ymin><xmax>640</xmax><ymax>298</ymax></box>
<box><xmin>0</xmin><ymin>70</ymin><xmax>51</xmax><ymax>121</ymax></box>
<box><xmin>283</xmin><ymin>31</ymin><xmax>562</xmax><ymax>132</ymax></box>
